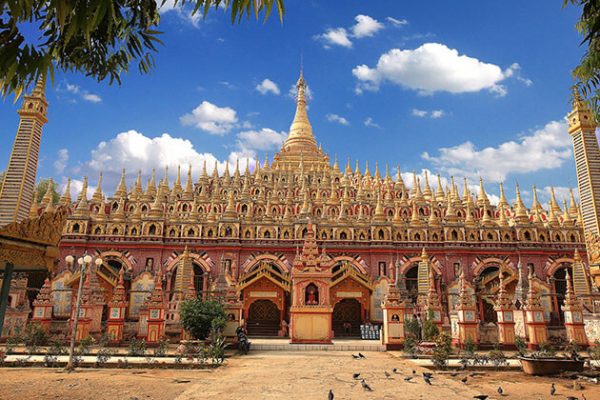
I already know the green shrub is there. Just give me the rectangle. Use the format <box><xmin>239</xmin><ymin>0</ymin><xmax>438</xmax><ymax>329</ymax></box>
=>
<box><xmin>432</xmin><ymin>332</ymin><xmax>452</xmax><ymax>369</ymax></box>
<box><xmin>208</xmin><ymin>332</ymin><xmax>228</xmax><ymax>364</ymax></box>
<box><xmin>403</xmin><ymin>337</ymin><xmax>418</xmax><ymax>358</ymax></box>
<box><xmin>78</xmin><ymin>336</ymin><xmax>94</xmax><ymax>355</ymax></box>
<box><xmin>588</xmin><ymin>339</ymin><xmax>600</xmax><ymax>361</ymax></box>
<box><xmin>153</xmin><ymin>337</ymin><xmax>168</xmax><ymax>357</ymax></box>
<box><xmin>488</xmin><ymin>345</ymin><xmax>508</xmax><ymax>368</ymax></box>
<box><xmin>405</xmin><ymin>317</ymin><xmax>420</xmax><ymax>339</ymax></box>
<box><xmin>49</xmin><ymin>340</ymin><xmax>66</xmax><ymax>355</ymax></box>
<box><xmin>537</xmin><ymin>342</ymin><xmax>556</xmax><ymax>358</ymax></box>
<box><xmin>515</xmin><ymin>336</ymin><xmax>527</xmax><ymax>356</ymax></box>
<box><xmin>463</xmin><ymin>337</ymin><xmax>476</xmax><ymax>358</ymax></box>
<box><xmin>5</xmin><ymin>335</ymin><xmax>21</xmax><ymax>354</ymax></box>
<box><xmin>95</xmin><ymin>348</ymin><xmax>113</xmax><ymax>367</ymax></box>
<box><xmin>22</xmin><ymin>323</ymin><xmax>48</xmax><ymax>353</ymax></box>
<box><xmin>128</xmin><ymin>338</ymin><xmax>146</xmax><ymax>356</ymax></box>
<box><xmin>422</xmin><ymin>310</ymin><xmax>439</xmax><ymax>341</ymax></box>
<box><xmin>180</xmin><ymin>299</ymin><xmax>226</xmax><ymax>340</ymax></box>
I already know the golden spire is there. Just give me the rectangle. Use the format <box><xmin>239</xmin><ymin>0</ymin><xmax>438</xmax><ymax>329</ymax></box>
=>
<box><xmin>423</xmin><ymin>171</ymin><xmax>432</xmax><ymax>200</ymax></box>
<box><xmin>145</xmin><ymin>169</ymin><xmax>157</xmax><ymax>198</ymax></box>
<box><xmin>531</xmin><ymin>185</ymin><xmax>542</xmax><ymax>213</ymax></box>
<box><xmin>74</xmin><ymin>178</ymin><xmax>89</xmax><ymax>217</ymax></box>
<box><xmin>183</xmin><ymin>165</ymin><xmax>194</xmax><ymax>200</ymax></box>
<box><xmin>497</xmin><ymin>203</ymin><xmax>508</xmax><ymax>227</ymax></box>
<box><xmin>374</xmin><ymin>162</ymin><xmax>381</xmax><ymax>180</ymax></box>
<box><xmin>59</xmin><ymin>177</ymin><xmax>72</xmax><ymax>206</ymax></box>
<box><xmin>131</xmin><ymin>170</ymin><xmax>142</xmax><ymax>199</ymax></box>
<box><xmin>514</xmin><ymin>182</ymin><xmax>529</xmax><ymax>223</ymax></box>
<box><xmin>568</xmin><ymin>188</ymin><xmax>578</xmax><ymax>216</ymax></box>
<box><xmin>428</xmin><ymin>202</ymin><xmax>440</xmax><ymax>226</ymax></box>
<box><xmin>92</xmin><ymin>173</ymin><xmax>104</xmax><ymax>203</ymax></box>
<box><xmin>395</xmin><ymin>165</ymin><xmax>405</xmax><ymax>189</ymax></box>
<box><xmin>29</xmin><ymin>195</ymin><xmax>39</xmax><ymax>218</ymax></box>
<box><xmin>562</xmin><ymin>200</ymin><xmax>573</xmax><ymax>225</ymax></box>
<box><xmin>498</xmin><ymin>181</ymin><xmax>508</xmax><ymax>209</ymax></box>
<box><xmin>172</xmin><ymin>164</ymin><xmax>183</xmax><ymax>195</ymax></box>
<box><xmin>77</xmin><ymin>176</ymin><xmax>88</xmax><ymax>202</ymax></box>
<box><xmin>41</xmin><ymin>177</ymin><xmax>55</xmax><ymax>206</ymax></box>
<box><xmin>345</xmin><ymin>157</ymin><xmax>352</xmax><ymax>175</ymax></box>
<box><xmin>115</xmin><ymin>169</ymin><xmax>127</xmax><ymax>199</ymax></box>
<box><xmin>435</xmin><ymin>174</ymin><xmax>445</xmax><ymax>202</ymax></box>
<box><xmin>364</xmin><ymin>161</ymin><xmax>371</xmax><ymax>177</ymax></box>
<box><xmin>462</xmin><ymin>177</ymin><xmax>470</xmax><ymax>205</ymax></box>
<box><xmin>373</xmin><ymin>192</ymin><xmax>385</xmax><ymax>222</ymax></box>
<box><xmin>283</xmin><ymin>68</ymin><xmax>318</xmax><ymax>155</ymax></box>
<box><xmin>476</xmin><ymin>177</ymin><xmax>489</xmax><ymax>207</ymax></box>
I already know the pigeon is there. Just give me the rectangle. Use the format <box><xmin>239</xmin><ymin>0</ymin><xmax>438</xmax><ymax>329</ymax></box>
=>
<box><xmin>392</xmin><ymin>368</ymin><xmax>398</xmax><ymax>374</ymax></box>
<box><xmin>422</xmin><ymin>372</ymin><xmax>433</xmax><ymax>379</ymax></box>
<box><xmin>412</xmin><ymin>370</ymin><xmax>416</xmax><ymax>375</ymax></box>
<box><xmin>550</xmin><ymin>383</ymin><xmax>556</xmax><ymax>396</ymax></box>
<box><xmin>497</xmin><ymin>386</ymin><xmax>503</xmax><ymax>396</ymax></box>
<box><xmin>461</xmin><ymin>376</ymin><xmax>468</xmax><ymax>384</ymax></box>
<box><xmin>424</xmin><ymin>376</ymin><xmax>432</xmax><ymax>385</ymax></box>
<box><xmin>403</xmin><ymin>376</ymin><xmax>414</xmax><ymax>382</ymax></box>
<box><xmin>352</xmin><ymin>354</ymin><xmax>361</xmax><ymax>360</ymax></box>
<box><xmin>358</xmin><ymin>352</ymin><xmax>366</xmax><ymax>359</ymax></box>
<box><xmin>352</xmin><ymin>373</ymin><xmax>361</xmax><ymax>380</ymax></box>
<box><xmin>328</xmin><ymin>389</ymin><xmax>334</xmax><ymax>400</ymax></box>
<box><xmin>361</xmin><ymin>379</ymin><xmax>373</xmax><ymax>391</ymax></box>
<box><xmin>384</xmin><ymin>371</ymin><xmax>391</xmax><ymax>379</ymax></box>
<box><xmin>473</xmin><ymin>396</ymin><xmax>488</xmax><ymax>400</ymax></box>
<box><xmin>450</xmin><ymin>372</ymin><xmax>459</xmax><ymax>377</ymax></box>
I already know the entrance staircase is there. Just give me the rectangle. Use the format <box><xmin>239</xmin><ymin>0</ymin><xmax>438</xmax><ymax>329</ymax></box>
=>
<box><xmin>247</xmin><ymin>319</ymin><xmax>279</xmax><ymax>337</ymax></box>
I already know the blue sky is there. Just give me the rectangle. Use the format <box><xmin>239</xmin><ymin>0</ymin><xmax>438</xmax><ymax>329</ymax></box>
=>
<box><xmin>0</xmin><ymin>0</ymin><xmax>586</xmax><ymax>206</ymax></box>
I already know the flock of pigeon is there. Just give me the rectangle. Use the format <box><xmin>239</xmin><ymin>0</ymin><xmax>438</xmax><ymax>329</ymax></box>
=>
<box><xmin>324</xmin><ymin>353</ymin><xmax>590</xmax><ymax>400</ymax></box>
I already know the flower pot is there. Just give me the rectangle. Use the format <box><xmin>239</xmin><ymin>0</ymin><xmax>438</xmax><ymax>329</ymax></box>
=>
<box><xmin>519</xmin><ymin>356</ymin><xmax>584</xmax><ymax>376</ymax></box>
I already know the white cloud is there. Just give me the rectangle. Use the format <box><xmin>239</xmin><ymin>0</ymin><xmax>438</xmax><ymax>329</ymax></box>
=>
<box><xmin>411</xmin><ymin>109</ymin><xmax>428</xmax><ymax>117</ymax></box>
<box><xmin>351</xmin><ymin>15</ymin><xmax>384</xmax><ymax>38</ymax></box>
<box><xmin>364</xmin><ymin>117</ymin><xmax>381</xmax><ymax>129</ymax></box>
<box><xmin>316</xmin><ymin>27</ymin><xmax>353</xmax><ymax>48</ymax></box>
<box><xmin>82</xmin><ymin>93</ymin><xmax>102</xmax><ymax>103</ymax></box>
<box><xmin>158</xmin><ymin>0</ymin><xmax>201</xmax><ymax>27</ymax></box>
<box><xmin>53</xmin><ymin>149</ymin><xmax>69</xmax><ymax>174</ymax></box>
<box><xmin>386</xmin><ymin>17</ymin><xmax>408</xmax><ymax>27</ymax></box>
<box><xmin>256</xmin><ymin>79</ymin><xmax>280</xmax><ymax>95</ymax></box>
<box><xmin>422</xmin><ymin>120</ymin><xmax>572</xmax><ymax>182</ymax></box>
<box><xmin>315</xmin><ymin>14</ymin><xmax>384</xmax><ymax>49</ymax></box>
<box><xmin>326</xmin><ymin>113</ymin><xmax>350</xmax><ymax>126</ymax></box>
<box><xmin>353</xmin><ymin>43</ymin><xmax>516</xmax><ymax>96</ymax></box>
<box><xmin>59</xmin><ymin>82</ymin><xmax>102</xmax><ymax>103</ymax></box>
<box><xmin>180</xmin><ymin>101</ymin><xmax>238</xmax><ymax>135</ymax></box>
<box><xmin>430</xmin><ymin>110</ymin><xmax>445</xmax><ymax>119</ymax></box>
<box><xmin>237</xmin><ymin>128</ymin><xmax>287</xmax><ymax>153</ymax></box>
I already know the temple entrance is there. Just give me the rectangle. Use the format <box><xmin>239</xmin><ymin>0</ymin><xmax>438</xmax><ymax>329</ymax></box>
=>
<box><xmin>332</xmin><ymin>299</ymin><xmax>362</xmax><ymax>337</ymax></box>
<box><xmin>552</xmin><ymin>265</ymin><xmax>573</xmax><ymax>325</ymax></box>
<box><xmin>247</xmin><ymin>299</ymin><xmax>280</xmax><ymax>337</ymax></box>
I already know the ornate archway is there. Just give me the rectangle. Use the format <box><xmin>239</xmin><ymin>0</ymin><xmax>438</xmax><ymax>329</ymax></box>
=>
<box><xmin>332</xmin><ymin>299</ymin><xmax>362</xmax><ymax>337</ymax></box>
<box><xmin>247</xmin><ymin>299</ymin><xmax>280</xmax><ymax>337</ymax></box>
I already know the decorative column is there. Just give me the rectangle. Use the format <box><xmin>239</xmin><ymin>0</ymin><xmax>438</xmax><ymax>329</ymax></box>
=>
<box><xmin>106</xmin><ymin>268</ymin><xmax>128</xmax><ymax>343</ymax></box>
<box><xmin>523</xmin><ymin>271</ymin><xmax>548</xmax><ymax>350</ymax></box>
<box><xmin>494</xmin><ymin>271</ymin><xmax>516</xmax><ymax>347</ymax></box>
<box><xmin>562</xmin><ymin>270</ymin><xmax>589</xmax><ymax>347</ymax></box>
<box><xmin>146</xmin><ymin>270</ymin><xmax>166</xmax><ymax>343</ymax></box>
<box><xmin>289</xmin><ymin>222</ymin><xmax>334</xmax><ymax>344</ymax></box>
<box><xmin>423</xmin><ymin>249</ymin><xmax>443</xmax><ymax>333</ymax></box>
<box><xmin>382</xmin><ymin>260</ymin><xmax>413</xmax><ymax>349</ymax></box>
<box><xmin>31</xmin><ymin>277</ymin><xmax>53</xmax><ymax>332</ymax></box>
<box><xmin>455</xmin><ymin>270</ymin><xmax>479</xmax><ymax>347</ymax></box>
<box><xmin>71</xmin><ymin>272</ymin><xmax>92</xmax><ymax>341</ymax></box>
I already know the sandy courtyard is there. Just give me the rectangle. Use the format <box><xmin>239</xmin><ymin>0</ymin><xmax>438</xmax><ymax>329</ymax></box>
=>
<box><xmin>0</xmin><ymin>351</ymin><xmax>598</xmax><ymax>400</ymax></box>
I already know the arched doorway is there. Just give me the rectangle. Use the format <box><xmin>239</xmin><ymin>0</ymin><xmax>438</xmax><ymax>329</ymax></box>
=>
<box><xmin>552</xmin><ymin>264</ymin><xmax>573</xmax><ymax>325</ymax></box>
<box><xmin>405</xmin><ymin>264</ymin><xmax>418</xmax><ymax>304</ymax></box>
<box><xmin>476</xmin><ymin>266</ymin><xmax>500</xmax><ymax>324</ymax></box>
<box><xmin>247</xmin><ymin>299</ymin><xmax>280</xmax><ymax>337</ymax></box>
<box><xmin>332</xmin><ymin>299</ymin><xmax>362</xmax><ymax>337</ymax></box>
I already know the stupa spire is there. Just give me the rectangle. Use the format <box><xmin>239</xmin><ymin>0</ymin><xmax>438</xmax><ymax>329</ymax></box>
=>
<box><xmin>282</xmin><ymin>68</ymin><xmax>318</xmax><ymax>155</ymax></box>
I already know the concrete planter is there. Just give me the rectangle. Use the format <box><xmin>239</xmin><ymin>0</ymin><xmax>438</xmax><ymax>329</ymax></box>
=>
<box><xmin>519</xmin><ymin>356</ymin><xmax>584</xmax><ymax>376</ymax></box>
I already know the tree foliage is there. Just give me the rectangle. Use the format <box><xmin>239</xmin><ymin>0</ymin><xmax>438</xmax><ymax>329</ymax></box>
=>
<box><xmin>180</xmin><ymin>298</ymin><xmax>226</xmax><ymax>340</ymax></box>
<box><xmin>35</xmin><ymin>178</ymin><xmax>60</xmax><ymax>204</ymax></box>
<box><xmin>0</xmin><ymin>0</ymin><xmax>285</xmax><ymax>99</ymax></box>
<box><xmin>565</xmin><ymin>0</ymin><xmax>600</xmax><ymax>119</ymax></box>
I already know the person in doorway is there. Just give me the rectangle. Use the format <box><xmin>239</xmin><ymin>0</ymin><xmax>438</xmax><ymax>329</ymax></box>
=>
<box><xmin>343</xmin><ymin>321</ymin><xmax>352</xmax><ymax>334</ymax></box>
<box><xmin>416</xmin><ymin>313</ymin><xmax>423</xmax><ymax>341</ymax></box>
<box><xmin>281</xmin><ymin>319</ymin><xmax>289</xmax><ymax>337</ymax></box>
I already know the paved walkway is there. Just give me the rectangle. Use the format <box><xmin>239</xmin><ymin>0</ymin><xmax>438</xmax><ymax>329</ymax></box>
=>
<box><xmin>249</xmin><ymin>338</ymin><xmax>385</xmax><ymax>351</ymax></box>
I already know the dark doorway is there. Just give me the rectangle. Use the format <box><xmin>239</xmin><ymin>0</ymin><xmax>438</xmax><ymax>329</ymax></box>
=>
<box><xmin>332</xmin><ymin>298</ymin><xmax>362</xmax><ymax>337</ymax></box>
<box><xmin>247</xmin><ymin>299</ymin><xmax>280</xmax><ymax>337</ymax></box>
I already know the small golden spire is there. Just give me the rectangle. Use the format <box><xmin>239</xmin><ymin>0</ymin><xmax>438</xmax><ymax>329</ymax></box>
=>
<box><xmin>59</xmin><ymin>177</ymin><xmax>72</xmax><ymax>206</ymax></box>
<box><xmin>92</xmin><ymin>173</ymin><xmax>104</xmax><ymax>203</ymax></box>
<box><xmin>115</xmin><ymin>169</ymin><xmax>128</xmax><ymax>199</ymax></box>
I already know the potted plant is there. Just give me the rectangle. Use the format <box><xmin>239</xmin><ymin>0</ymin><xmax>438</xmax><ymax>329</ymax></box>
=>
<box><xmin>519</xmin><ymin>341</ymin><xmax>585</xmax><ymax>375</ymax></box>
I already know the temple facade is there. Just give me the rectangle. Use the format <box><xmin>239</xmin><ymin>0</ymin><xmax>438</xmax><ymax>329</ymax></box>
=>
<box><xmin>3</xmin><ymin>71</ymin><xmax>598</xmax><ymax>346</ymax></box>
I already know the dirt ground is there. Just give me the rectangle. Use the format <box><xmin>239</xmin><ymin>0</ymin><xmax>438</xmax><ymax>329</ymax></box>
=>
<box><xmin>0</xmin><ymin>352</ymin><xmax>598</xmax><ymax>400</ymax></box>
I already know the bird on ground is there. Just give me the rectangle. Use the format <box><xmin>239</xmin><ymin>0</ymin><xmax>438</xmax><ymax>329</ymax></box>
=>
<box><xmin>361</xmin><ymin>379</ymin><xmax>373</xmax><ymax>391</ymax></box>
<box><xmin>384</xmin><ymin>371</ymin><xmax>392</xmax><ymax>379</ymax></box>
<box><xmin>473</xmin><ymin>396</ymin><xmax>488</xmax><ymax>400</ymax></box>
<box><xmin>461</xmin><ymin>376</ymin><xmax>468</xmax><ymax>384</ymax></box>
<box><xmin>328</xmin><ymin>389</ymin><xmax>334</xmax><ymax>400</ymax></box>
<box><xmin>352</xmin><ymin>373</ymin><xmax>361</xmax><ymax>380</ymax></box>
<box><xmin>566</xmin><ymin>397</ymin><xmax>578</xmax><ymax>400</ymax></box>
<box><xmin>422</xmin><ymin>372</ymin><xmax>433</xmax><ymax>379</ymax></box>
<box><xmin>392</xmin><ymin>368</ymin><xmax>398</xmax><ymax>374</ymax></box>
<box><xmin>358</xmin><ymin>352</ymin><xmax>366</xmax><ymax>359</ymax></box>
<box><xmin>423</xmin><ymin>377</ymin><xmax>432</xmax><ymax>385</ymax></box>
<box><xmin>412</xmin><ymin>370</ymin><xmax>416</xmax><ymax>375</ymax></box>
<box><xmin>550</xmin><ymin>383</ymin><xmax>556</xmax><ymax>396</ymax></box>
<box><xmin>352</xmin><ymin>354</ymin><xmax>361</xmax><ymax>360</ymax></box>
<box><xmin>403</xmin><ymin>376</ymin><xmax>414</xmax><ymax>382</ymax></box>
<box><xmin>497</xmin><ymin>386</ymin><xmax>503</xmax><ymax>396</ymax></box>
<box><xmin>450</xmin><ymin>372</ymin><xmax>459</xmax><ymax>377</ymax></box>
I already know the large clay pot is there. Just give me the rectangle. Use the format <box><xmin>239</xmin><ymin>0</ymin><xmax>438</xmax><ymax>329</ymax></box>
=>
<box><xmin>519</xmin><ymin>356</ymin><xmax>584</xmax><ymax>376</ymax></box>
